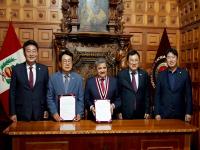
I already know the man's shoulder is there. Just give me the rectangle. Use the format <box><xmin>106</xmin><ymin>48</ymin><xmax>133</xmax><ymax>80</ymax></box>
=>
<box><xmin>36</xmin><ymin>63</ymin><xmax>48</xmax><ymax>69</ymax></box>
<box><xmin>118</xmin><ymin>68</ymin><xmax>128</xmax><ymax>76</ymax></box>
<box><xmin>71</xmin><ymin>71</ymin><xmax>83</xmax><ymax>79</ymax></box>
<box><xmin>138</xmin><ymin>68</ymin><xmax>148</xmax><ymax>75</ymax></box>
<box><xmin>13</xmin><ymin>62</ymin><xmax>25</xmax><ymax>70</ymax></box>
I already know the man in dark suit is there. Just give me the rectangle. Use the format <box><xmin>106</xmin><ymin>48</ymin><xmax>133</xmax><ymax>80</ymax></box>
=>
<box><xmin>117</xmin><ymin>50</ymin><xmax>150</xmax><ymax>119</ymax></box>
<box><xmin>47</xmin><ymin>50</ymin><xmax>84</xmax><ymax>122</ymax></box>
<box><xmin>9</xmin><ymin>40</ymin><xmax>49</xmax><ymax>121</ymax></box>
<box><xmin>154</xmin><ymin>48</ymin><xmax>192</xmax><ymax>121</ymax></box>
<box><xmin>85</xmin><ymin>58</ymin><xmax>121</xmax><ymax>120</ymax></box>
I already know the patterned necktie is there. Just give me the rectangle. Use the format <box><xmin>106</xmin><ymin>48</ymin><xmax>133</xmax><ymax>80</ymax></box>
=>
<box><xmin>131</xmin><ymin>72</ymin><xmax>137</xmax><ymax>92</ymax></box>
<box><xmin>29</xmin><ymin>66</ymin><xmax>33</xmax><ymax>89</ymax></box>
<box><xmin>64</xmin><ymin>74</ymin><xmax>69</xmax><ymax>93</ymax></box>
<box><xmin>100</xmin><ymin>78</ymin><xmax>105</xmax><ymax>93</ymax></box>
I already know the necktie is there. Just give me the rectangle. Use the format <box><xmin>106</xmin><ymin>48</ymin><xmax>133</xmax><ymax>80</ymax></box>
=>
<box><xmin>100</xmin><ymin>78</ymin><xmax>105</xmax><ymax>93</ymax></box>
<box><xmin>29</xmin><ymin>66</ymin><xmax>33</xmax><ymax>89</ymax></box>
<box><xmin>64</xmin><ymin>74</ymin><xmax>69</xmax><ymax>93</ymax></box>
<box><xmin>131</xmin><ymin>72</ymin><xmax>137</xmax><ymax>92</ymax></box>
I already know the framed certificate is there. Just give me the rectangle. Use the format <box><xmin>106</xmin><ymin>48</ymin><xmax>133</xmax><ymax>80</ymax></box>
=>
<box><xmin>95</xmin><ymin>99</ymin><xmax>112</xmax><ymax>123</ymax></box>
<box><xmin>58</xmin><ymin>95</ymin><xmax>76</xmax><ymax>121</ymax></box>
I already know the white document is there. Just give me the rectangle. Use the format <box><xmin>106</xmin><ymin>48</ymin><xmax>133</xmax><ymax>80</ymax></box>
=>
<box><xmin>59</xmin><ymin>96</ymin><xmax>76</xmax><ymax>121</ymax></box>
<box><xmin>95</xmin><ymin>99</ymin><xmax>111</xmax><ymax>122</ymax></box>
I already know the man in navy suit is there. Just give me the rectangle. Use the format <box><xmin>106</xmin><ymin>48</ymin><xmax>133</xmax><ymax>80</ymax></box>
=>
<box><xmin>154</xmin><ymin>48</ymin><xmax>192</xmax><ymax>121</ymax></box>
<box><xmin>117</xmin><ymin>50</ymin><xmax>150</xmax><ymax>119</ymax></box>
<box><xmin>9</xmin><ymin>40</ymin><xmax>49</xmax><ymax>121</ymax></box>
<box><xmin>47</xmin><ymin>50</ymin><xmax>84</xmax><ymax>121</ymax></box>
<box><xmin>85</xmin><ymin>58</ymin><xmax>121</xmax><ymax>120</ymax></box>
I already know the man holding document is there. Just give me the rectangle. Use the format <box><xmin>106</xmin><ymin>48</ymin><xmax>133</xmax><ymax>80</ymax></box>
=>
<box><xmin>85</xmin><ymin>58</ymin><xmax>121</xmax><ymax>121</ymax></box>
<box><xmin>47</xmin><ymin>50</ymin><xmax>84</xmax><ymax>121</ymax></box>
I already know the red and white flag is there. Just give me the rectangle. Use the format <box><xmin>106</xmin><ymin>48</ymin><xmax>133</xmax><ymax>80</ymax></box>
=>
<box><xmin>0</xmin><ymin>22</ymin><xmax>25</xmax><ymax>114</ymax></box>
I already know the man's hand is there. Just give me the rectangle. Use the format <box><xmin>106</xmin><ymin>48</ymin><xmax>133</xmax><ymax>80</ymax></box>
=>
<box><xmin>118</xmin><ymin>113</ymin><xmax>123</xmax><ymax>120</ymax></box>
<box><xmin>10</xmin><ymin>115</ymin><xmax>17</xmax><ymax>122</ymax></box>
<box><xmin>43</xmin><ymin>111</ymin><xmax>49</xmax><ymax>119</ymax></box>
<box><xmin>74</xmin><ymin>114</ymin><xmax>81</xmax><ymax>121</ymax></box>
<box><xmin>155</xmin><ymin>115</ymin><xmax>161</xmax><ymax>120</ymax></box>
<box><xmin>185</xmin><ymin>114</ymin><xmax>192</xmax><ymax>122</ymax></box>
<box><xmin>53</xmin><ymin>113</ymin><xmax>62</xmax><ymax>122</ymax></box>
<box><xmin>110</xmin><ymin>103</ymin><xmax>115</xmax><ymax>115</ymax></box>
<box><xmin>90</xmin><ymin>105</ymin><xmax>96</xmax><ymax>116</ymax></box>
<box><xmin>144</xmin><ymin>113</ymin><xmax>150</xmax><ymax>119</ymax></box>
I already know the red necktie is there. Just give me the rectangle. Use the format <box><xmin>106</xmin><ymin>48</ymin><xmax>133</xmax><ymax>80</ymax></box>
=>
<box><xmin>100</xmin><ymin>78</ymin><xmax>105</xmax><ymax>93</ymax></box>
<box><xmin>29</xmin><ymin>66</ymin><xmax>33</xmax><ymax>89</ymax></box>
<box><xmin>131</xmin><ymin>72</ymin><xmax>137</xmax><ymax>92</ymax></box>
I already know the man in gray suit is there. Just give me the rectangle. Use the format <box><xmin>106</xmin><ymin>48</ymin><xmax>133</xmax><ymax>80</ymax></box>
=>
<box><xmin>47</xmin><ymin>50</ymin><xmax>84</xmax><ymax>121</ymax></box>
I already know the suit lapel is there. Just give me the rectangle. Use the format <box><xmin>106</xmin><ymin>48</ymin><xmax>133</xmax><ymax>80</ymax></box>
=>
<box><xmin>124</xmin><ymin>69</ymin><xmax>133</xmax><ymax>90</ymax></box>
<box><xmin>22</xmin><ymin>63</ymin><xmax>30</xmax><ymax>88</ymax></box>
<box><xmin>67</xmin><ymin>72</ymin><xmax>75</xmax><ymax>92</ymax></box>
<box><xmin>58</xmin><ymin>72</ymin><xmax>66</xmax><ymax>93</ymax></box>
<box><xmin>137</xmin><ymin>69</ymin><xmax>143</xmax><ymax>91</ymax></box>
<box><xmin>34</xmin><ymin>64</ymin><xmax>39</xmax><ymax>88</ymax></box>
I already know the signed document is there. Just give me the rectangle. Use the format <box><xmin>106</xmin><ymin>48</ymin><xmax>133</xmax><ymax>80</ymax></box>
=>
<box><xmin>95</xmin><ymin>99</ymin><xmax>111</xmax><ymax>122</ymax></box>
<box><xmin>59</xmin><ymin>96</ymin><xmax>76</xmax><ymax>121</ymax></box>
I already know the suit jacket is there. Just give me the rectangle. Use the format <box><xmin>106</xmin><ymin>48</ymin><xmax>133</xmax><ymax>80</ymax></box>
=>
<box><xmin>154</xmin><ymin>67</ymin><xmax>192</xmax><ymax>119</ymax></box>
<box><xmin>117</xmin><ymin>68</ymin><xmax>150</xmax><ymax>119</ymax></box>
<box><xmin>47</xmin><ymin>71</ymin><xmax>84</xmax><ymax>117</ymax></box>
<box><xmin>9</xmin><ymin>62</ymin><xmax>49</xmax><ymax>121</ymax></box>
<box><xmin>84</xmin><ymin>76</ymin><xmax>121</xmax><ymax>119</ymax></box>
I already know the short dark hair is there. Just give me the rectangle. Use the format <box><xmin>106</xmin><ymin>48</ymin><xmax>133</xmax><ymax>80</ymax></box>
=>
<box><xmin>166</xmin><ymin>48</ymin><xmax>178</xmax><ymax>57</ymax></box>
<box><xmin>23</xmin><ymin>40</ymin><xmax>39</xmax><ymax>52</ymax></box>
<box><xmin>126</xmin><ymin>50</ymin><xmax>140</xmax><ymax>60</ymax></box>
<box><xmin>59</xmin><ymin>49</ymin><xmax>73</xmax><ymax>62</ymax></box>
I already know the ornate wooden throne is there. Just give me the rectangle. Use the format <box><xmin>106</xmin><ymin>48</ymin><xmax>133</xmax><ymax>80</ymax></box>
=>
<box><xmin>54</xmin><ymin>0</ymin><xmax>131</xmax><ymax>80</ymax></box>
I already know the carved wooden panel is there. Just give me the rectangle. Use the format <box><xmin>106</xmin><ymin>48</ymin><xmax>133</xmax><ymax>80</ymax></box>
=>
<box><xmin>10</xmin><ymin>9</ymin><xmax>20</xmax><ymax>20</ymax></box>
<box><xmin>186</xmin><ymin>49</ymin><xmax>192</xmax><ymax>63</ymax></box>
<box><xmin>131</xmin><ymin>33</ymin><xmax>142</xmax><ymax>45</ymax></box>
<box><xmin>19</xmin><ymin>28</ymin><xmax>34</xmax><ymax>42</ymax></box>
<box><xmin>25</xmin><ymin>141</ymin><xmax>69</xmax><ymax>150</ymax></box>
<box><xmin>38</xmin><ymin>48</ymin><xmax>52</xmax><ymax>65</ymax></box>
<box><xmin>193</xmin><ymin>48</ymin><xmax>199</xmax><ymax>62</ymax></box>
<box><xmin>0</xmin><ymin>8</ymin><xmax>6</xmax><ymax>20</ymax></box>
<box><xmin>23</xmin><ymin>9</ymin><xmax>34</xmax><ymax>21</ymax></box>
<box><xmin>135</xmin><ymin>0</ymin><xmax>145</xmax><ymax>13</ymax></box>
<box><xmin>0</xmin><ymin>28</ymin><xmax>7</xmax><ymax>42</ymax></box>
<box><xmin>37</xmin><ymin>0</ymin><xmax>47</xmax><ymax>6</ymax></box>
<box><xmin>38</xmin><ymin>29</ymin><xmax>52</xmax><ymax>47</ymax></box>
<box><xmin>146</xmin><ymin>51</ymin><xmax>156</xmax><ymax>63</ymax></box>
<box><xmin>135</xmin><ymin>15</ymin><xmax>144</xmax><ymax>24</ymax></box>
<box><xmin>23</xmin><ymin>0</ymin><xmax>33</xmax><ymax>7</ymax></box>
<box><xmin>147</xmin><ymin>1</ymin><xmax>155</xmax><ymax>12</ymax></box>
<box><xmin>168</xmin><ymin>34</ymin><xmax>177</xmax><ymax>46</ymax></box>
<box><xmin>141</xmin><ymin>139</ymin><xmax>180</xmax><ymax>150</ymax></box>
<box><xmin>147</xmin><ymin>34</ymin><xmax>160</xmax><ymax>46</ymax></box>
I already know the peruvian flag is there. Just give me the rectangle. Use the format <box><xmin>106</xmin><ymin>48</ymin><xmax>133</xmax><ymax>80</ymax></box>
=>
<box><xmin>0</xmin><ymin>22</ymin><xmax>25</xmax><ymax>114</ymax></box>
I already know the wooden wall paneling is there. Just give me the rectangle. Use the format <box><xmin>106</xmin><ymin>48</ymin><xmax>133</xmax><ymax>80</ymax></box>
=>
<box><xmin>0</xmin><ymin>8</ymin><xmax>7</xmax><ymax>21</ymax></box>
<box><xmin>38</xmin><ymin>29</ymin><xmax>53</xmax><ymax>47</ymax></box>
<box><xmin>130</xmin><ymin>33</ymin><xmax>142</xmax><ymax>45</ymax></box>
<box><xmin>23</xmin><ymin>9</ymin><xmax>34</xmax><ymax>21</ymax></box>
<box><xmin>168</xmin><ymin>33</ymin><xmax>177</xmax><ymax>47</ymax></box>
<box><xmin>19</xmin><ymin>28</ymin><xmax>34</xmax><ymax>42</ymax></box>
<box><xmin>146</xmin><ymin>51</ymin><xmax>156</xmax><ymax>64</ymax></box>
<box><xmin>38</xmin><ymin>48</ymin><xmax>52</xmax><ymax>65</ymax></box>
<box><xmin>147</xmin><ymin>33</ymin><xmax>160</xmax><ymax>46</ymax></box>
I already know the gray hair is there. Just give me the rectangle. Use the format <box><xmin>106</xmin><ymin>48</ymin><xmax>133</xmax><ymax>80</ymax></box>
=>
<box><xmin>95</xmin><ymin>57</ymin><xmax>107</xmax><ymax>67</ymax></box>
